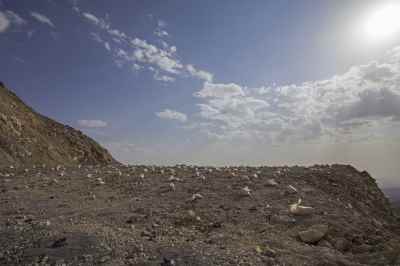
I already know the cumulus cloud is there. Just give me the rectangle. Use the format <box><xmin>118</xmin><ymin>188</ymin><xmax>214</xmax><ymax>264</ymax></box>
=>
<box><xmin>156</xmin><ymin>109</ymin><xmax>187</xmax><ymax>122</ymax></box>
<box><xmin>183</xmin><ymin>46</ymin><xmax>400</xmax><ymax>142</ymax></box>
<box><xmin>30</xmin><ymin>11</ymin><xmax>55</xmax><ymax>28</ymax></box>
<box><xmin>130</xmin><ymin>37</ymin><xmax>182</xmax><ymax>74</ymax></box>
<box><xmin>77</xmin><ymin>119</ymin><xmax>108</xmax><ymax>128</ymax></box>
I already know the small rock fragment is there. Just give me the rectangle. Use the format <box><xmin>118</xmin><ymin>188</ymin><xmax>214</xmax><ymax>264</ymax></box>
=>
<box><xmin>191</xmin><ymin>193</ymin><xmax>203</xmax><ymax>201</ymax></box>
<box><xmin>289</xmin><ymin>199</ymin><xmax>314</xmax><ymax>216</ymax></box>
<box><xmin>298</xmin><ymin>224</ymin><xmax>329</xmax><ymax>244</ymax></box>
<box><xmin>242</xmin><ymin>186</ymin><xmax>251</xmax><ymax>196</ymax></box>
<box><xmin>266</xmin><ymin>179</ymin><xmax>278</xmax><ymax>187</ymax></box>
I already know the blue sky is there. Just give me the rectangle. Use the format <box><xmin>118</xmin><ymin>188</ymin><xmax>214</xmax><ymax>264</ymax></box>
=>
<box><xmin>1</xmin><ymin>0</ymin><xmax>400</xmax><ymax>187</ymax></box>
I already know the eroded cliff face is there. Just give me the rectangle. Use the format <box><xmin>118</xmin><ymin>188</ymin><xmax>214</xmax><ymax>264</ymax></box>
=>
<box><xmin>0</xmin><ymin>82</ymin><xmax>116</xmax><ymax>167</ymax></box>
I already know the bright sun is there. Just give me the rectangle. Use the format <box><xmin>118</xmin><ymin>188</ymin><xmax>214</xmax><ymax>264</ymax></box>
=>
<box><xmin>365</xmin><ymin>4</ymin><xmax>400</xmax><ymax>40</ymax></box>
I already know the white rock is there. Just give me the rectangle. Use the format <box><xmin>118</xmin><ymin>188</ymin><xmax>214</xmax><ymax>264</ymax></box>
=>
<box><xmin>289</xmin><ymin>199</ymin><xmax>314</xmax><ymax>216</ymax></box>
<box><xmin>266</xmin><ymin>179</ymin><xmax>279</xmax><ymax>186</ymax></box>
<box><xmin>97</xmin><ymin>178</ymin><xmax>105</xmax><ymax>185</ymax></box>
<box><xmin>288</xmin><ymin>185</ymin><xmax>298</xmax><ymax>192</ymax></box>
<box><xmin>243</xmin><ymin>186</ymin><xmax>251</xmax><ymax>196</ymax></box>
<box><xmin>191</xmin><ymin>193</ymin><xmax>203</xmax><ymax>201</ymax></box>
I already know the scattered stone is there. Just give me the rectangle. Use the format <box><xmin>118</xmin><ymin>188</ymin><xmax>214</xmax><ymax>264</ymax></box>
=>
<box><xmin>266</xmin><ymin>179</ymin><xmax>278</xmax><ymax>187</ymax></box>
<box><xmin>191</xmin><ymin>193</ymin><xmax>203</xmax><ymax>201</ymax></box>
<box><xmin>289</xmin><ymin>199</ymin><xmax>314</xmax><ymax>216</ymax></box>
<box><xmin>50</xmin><ymin>237</ymin><xmax>67</xmax><ymax>248</ymax></box>
<box><xmin>298</xmin><ymin>224</ymin><xmax>329</xmax><ymax>244</ymax></box>
<box><xmin>242</xmin><ymin>186</ymin><xmax>251</xmax><ymax>196</ymax></box>
<box><xmin>255</xmin><ymin>245</ymin><xmax>277</xmax><ymax>258</ymax></box>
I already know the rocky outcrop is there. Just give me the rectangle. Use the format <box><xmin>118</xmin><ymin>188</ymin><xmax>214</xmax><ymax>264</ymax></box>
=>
<box><xmin>0</xmin><ymin>82</ymin><xmax>116</xmax><ymax>166</ymax></box>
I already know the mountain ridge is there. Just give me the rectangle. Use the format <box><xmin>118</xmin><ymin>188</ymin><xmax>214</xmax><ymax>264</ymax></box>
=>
<box><xmin>0</xmin><ymin>82</ymin><xmax>117</xmax><ymax>167</ymax></box>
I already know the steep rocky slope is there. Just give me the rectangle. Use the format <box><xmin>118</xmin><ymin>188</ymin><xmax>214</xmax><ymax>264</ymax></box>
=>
<box><xmin>0</xmin><ymin>82</ymin><xmax>116</xmax><ymax>167</ymax></box>
<box><xmin>0</xmin><ymin>164</ymin><xmax>399</xmax><ymax>265</ymax></box>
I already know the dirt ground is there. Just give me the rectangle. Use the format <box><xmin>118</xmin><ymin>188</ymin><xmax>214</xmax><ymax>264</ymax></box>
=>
<box><xmin>0</xmin><ymin>164</ymin><xmax>399</xmax><ymax>265</ymax></box>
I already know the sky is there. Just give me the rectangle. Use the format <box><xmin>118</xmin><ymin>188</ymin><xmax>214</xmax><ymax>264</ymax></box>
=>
<box><xmin>1</xmin><ymin>0</ymin><xmax>400</xmax><ymax>188</ymax></box>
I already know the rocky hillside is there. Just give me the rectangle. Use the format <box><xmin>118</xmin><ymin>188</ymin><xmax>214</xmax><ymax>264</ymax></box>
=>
<box><xmin>0</xmin><ymin>164</ymin><xmax>399</xmax><ymax>265</ymax></box>
<box><xmin>0</xmin><ymin>82</ymin><xmax>116</xmax><ymax>167</ymax></box>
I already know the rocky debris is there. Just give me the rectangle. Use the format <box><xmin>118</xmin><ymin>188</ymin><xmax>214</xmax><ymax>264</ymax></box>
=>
<box><xmin>265</xmin><ymin>178</ymin><xmax>279</xmax><ymax>186</ymax></box>
<box><xmin>0</xmin><ymin>83</ymin><xmax>116</xmax><ymax>167</ymax></box>
<box><xmin>0</xmin><ymin>164</ymin><xmax>399</xmax><ymax>265</ymax></box>
<box><xmin>289</xmin><ymin>199</ymin><xmax>314</xmax><ymax>216</ymax></box>
<box><xmin>298</xmin><ymin>224</ymin><xmax>329</xmax><ymax>244</ymax></box>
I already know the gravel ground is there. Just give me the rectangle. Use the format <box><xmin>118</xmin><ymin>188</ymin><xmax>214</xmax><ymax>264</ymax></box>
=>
<box><xmin>0</xmin><ymin>164</ymin><xmax>399</xmax><ymax>265</ymax></box>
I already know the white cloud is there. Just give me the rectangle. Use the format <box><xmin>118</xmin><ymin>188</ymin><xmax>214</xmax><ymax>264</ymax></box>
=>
<box><xmin>130</xmin><ymin>37</ymin><xmax>182</xmax><ymax>74</ymax></box>
<box><xmin>82</xmin><ymin>12</ymin><xmax>110</xmax><ymax>30</ymax></box>
<box><xmin>77</xmin><ymin>11</ymin><xmax>213</xmax><ymax>83</ymax></box>
<box><xmin>0</xmin><ymin>11</ymin><xmax>10</xmax><ymax>32</ymax></box>
<box><xmin>153</xmin><ymin>71</ymin><xmax>175</xmax><ymax>82</ymax></box>
<box><xmin>30</xmin><ymin>12</ymin><xmax>55</xmax><ymax>28</ymax></box>
<box><xmin>195</xmin><ymin>82</ymin><xmax>244</xmax><ymax>98</ymax></box>
<box><xmin>186</xmin><ymin>64</ymin><xmax>213</xmax><ymax>82</ymax></box>
<box><xmin>104</xmin><ymin>42</ymin><xmax>110</xmax><ymax>51</ymax></box>
<box><xmin>5</xmin><ymin>10</ymin><xmax>26</xmax><ymax>26</ymax></box>
<box><xmin>156</xmin><ymin>109</ymin><xmax>187</xmax><ymax>122</ymax></box>
<box><xmin>183</xmin><ymin>45</ymin><xmax>400</xmax><ymax>142</ymax></box>
<box><xmin>157</xmin><ymin>20</ymin><xmax>166</xmax><ymax>28</ymax></box>
<box><xmin>154</xmin><ymin>28</ymin><xmax>168</xmax><ymax>38</ymax></box>
<box><xmin>77</xmin><ymin>119</ymin><xmax>108</xmax><ymax>128</ymax></box>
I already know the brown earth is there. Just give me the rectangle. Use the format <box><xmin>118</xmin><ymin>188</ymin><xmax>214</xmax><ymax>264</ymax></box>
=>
<box><xmin>0</xmin><ymin>164</ymin><xmax>399</xmax><ymax>265</ymax></box>
<box><xmin>0</xmin><ymin>82</ymin><xmax>116</xmax><ymax>167</ymax></box>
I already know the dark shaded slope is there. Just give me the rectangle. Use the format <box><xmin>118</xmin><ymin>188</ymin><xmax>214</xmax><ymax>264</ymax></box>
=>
<box><xmin>0</xmin><ymin>82</ymin><xmax>116</xmax><ymax>167</ymax></box>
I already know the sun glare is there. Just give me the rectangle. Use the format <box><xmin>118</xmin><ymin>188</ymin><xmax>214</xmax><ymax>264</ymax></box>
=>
<box><xmin>365</xmin><ymin>4</ymin><xmax>400</xmax><ymax>40</ymax></box>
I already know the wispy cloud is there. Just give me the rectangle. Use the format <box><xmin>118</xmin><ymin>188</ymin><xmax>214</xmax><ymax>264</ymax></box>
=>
<box><xmin>0</xmin><ymin>10</ymin><xmax>26</xmax><ymax>33</ymax></box>
<box><xmin>186</xmin><ymin>64</ymin><xmax>213</xmax><ymax>82</ymax></box>
<box><xmin>77</xmin><ymin>119</ymin><xmax>108</xmax><ymax>128</ymax></box>
<box><xmin>154</xmin><ymin>20</ymin><xmax>168</xmax><ymax>38</ymax></box>
<box><xmin>156</xmin><ymin>109</ymin><xmax>187</xmax><ymax>122</ymax></box>
<box><xmin>30</xmin><ymin>11</ymin><xmax>55</xmax><ymax>28</ymax></box>
<box><xmin>5</xmin><ymin>10</ymin><xmax>26</xmax><ymax>26</ymax></box>
<box><xmin>75</xmin><ymin>9</ymin><xmax>212</xmax><ymax>83</ymax></box>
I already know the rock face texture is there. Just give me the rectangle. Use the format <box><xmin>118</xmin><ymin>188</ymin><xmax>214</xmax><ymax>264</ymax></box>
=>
<box><xmin>0</xmin><ymin>82</ymin><xmax>116</xmax><ymax>166</ymax></box>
